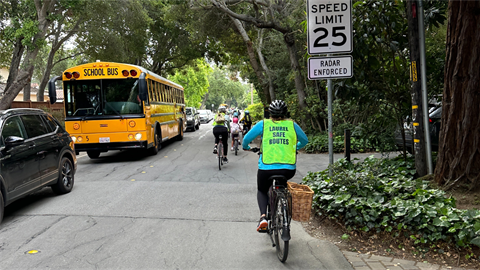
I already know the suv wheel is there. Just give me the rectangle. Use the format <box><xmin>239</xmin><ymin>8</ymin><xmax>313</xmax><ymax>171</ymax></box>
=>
<box><xmin>51</xmin><ymin>157</ymin><xmax>74</xmax><ymax>195</ymax></box>
<box><xmin>87</xmin><ymin>151</ymin><xmax>101</xmax><ymax>159</ymax></box>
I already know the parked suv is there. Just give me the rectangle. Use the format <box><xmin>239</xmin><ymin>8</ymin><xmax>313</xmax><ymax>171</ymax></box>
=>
<box><xmin>395</xmin><ymin>106</ymin><xmax>442</xmax><ymax>154</ymax></box>
<box><xmin>0</xmin><ymin>108</ymin><xmax>76</xmax><ymax>223</ymax></box>
<box><xmin>185</xmin><ymin>107</ymin><xmax>200</xmax><ymax>131</ymax></box>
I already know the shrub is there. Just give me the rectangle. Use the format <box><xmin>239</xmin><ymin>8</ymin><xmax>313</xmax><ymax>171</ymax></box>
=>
<box><xmin>302</xmin><ymin>156</ymin><xmax>480</xmax><ymax>249</ymax></box>
<box><xmin>245</xmin><ymin>102</ymin><xmax>264</xmax><ymax>122</ymax></box>
<box><xmin>303</xmin><ymin>133</ymin><xmax>376</xmax><ymax>153</ymax></box>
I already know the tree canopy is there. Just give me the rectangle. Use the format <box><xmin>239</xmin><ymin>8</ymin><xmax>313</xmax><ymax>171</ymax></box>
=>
<box><xmin>2</xmin><ymin>0</ymin><xmax>477</xmax><ymax>189</ymax></box>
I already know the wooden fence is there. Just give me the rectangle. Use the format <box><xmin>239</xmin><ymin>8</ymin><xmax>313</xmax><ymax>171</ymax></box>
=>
<box><xmin>11</xmin><ymin>101</ymin><xmax>64</xmax><ymax>112</ymax></box>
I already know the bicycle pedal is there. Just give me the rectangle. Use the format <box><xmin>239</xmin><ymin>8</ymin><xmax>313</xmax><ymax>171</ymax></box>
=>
<box><xmin>258</xmin><ymin>228</ymin><xmax>268</xmax><ymax>233</ymax></box>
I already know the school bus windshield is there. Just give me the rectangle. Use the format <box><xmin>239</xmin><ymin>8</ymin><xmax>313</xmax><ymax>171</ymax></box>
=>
<box><xmin>64</xmin><ymin>78</ymin><xmax>143</xmax><ymax>117</ymax></box>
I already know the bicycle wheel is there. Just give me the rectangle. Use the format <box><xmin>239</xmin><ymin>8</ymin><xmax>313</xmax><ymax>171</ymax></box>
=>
<box><xmin>234</xmin><ymin>139</ymin><xmax>238</xmax><ymax>155</ymax></box>
<box><xmin>218</xmin><ymin>143</ymin><xmax>223</xmax><ymax>170</ymax></box>
<box><xmin>274</xmin><ymin>194</ymin><xmax>289</xmax><ymax>262</ymax></box>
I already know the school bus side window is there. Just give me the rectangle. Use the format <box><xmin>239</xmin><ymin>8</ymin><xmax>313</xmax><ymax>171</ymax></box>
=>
<box><xmin>161</xmin><ymin>84</ymin><xmax>165</xmax><ymax>102</ymax></box>
<box><xmin>166</xmin><ymin>86</ymin><xmax>170</xmax><ymax>103</ymax></box>
<box><xmin>154</xmin><ymin>81</ymin><xmax>159</xmax><ymax>102</ymax></box>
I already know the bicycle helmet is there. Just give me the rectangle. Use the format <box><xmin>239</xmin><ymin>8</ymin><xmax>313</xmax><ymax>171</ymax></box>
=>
<box><xmin>269</xmin><ymin>100</ymin><xmax>287</xmax><ymax>118</ymax></box>
<box><xmin>245</xmin><ymin>110</ymin><xmax>249</xmax><ymax>114</ymax></box>
<box><xmin>218</xmin><ymin>106</ymin><xmax>226</xmax><ymax>113</ymax></box>
<box><xmin>233</xmin><ymin>117</ymin><xmax>238</xmax><ymax>124</ymax></box>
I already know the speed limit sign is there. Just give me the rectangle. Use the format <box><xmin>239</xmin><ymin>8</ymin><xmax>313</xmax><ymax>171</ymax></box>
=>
<box><xmin>307</xmin><ymin>0</ymin><xmax>352</xmax><ymax>55</ymax></box>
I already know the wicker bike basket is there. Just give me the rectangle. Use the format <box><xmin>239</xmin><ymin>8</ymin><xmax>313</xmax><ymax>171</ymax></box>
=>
<box><xmin>287</xmin><ymin>182</ymin><xmax>314</xmax><ymax>222</ymax></box>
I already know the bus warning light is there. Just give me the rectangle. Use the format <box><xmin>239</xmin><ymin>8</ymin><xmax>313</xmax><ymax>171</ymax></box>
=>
<box><xmin>122</xmin><ymin>70</ymin><xmax>130</xmax><ymax>77</ymax></box>
<box><xmin>129</xmin><ymin>121</ymin><xmax>136</xmax><ymax>127</ymax></box>
<box><xmin>72</xmin><ymin>72</ymin><xmax>80</xmax><ymax>79</ymax></box>
<box><xmin>130</xmin><ymin>70</ymin><xmax>138</xmax><ymax>76</ymax></box>
<box><xmin>64</xmin><ymin>72</ymin><xmax>72</xmax><ymax>79</ymax></box>
<box><xmin>73</xmin><ymin>123</ymin><xmax>80</xmax><ymax>130</ymax></box>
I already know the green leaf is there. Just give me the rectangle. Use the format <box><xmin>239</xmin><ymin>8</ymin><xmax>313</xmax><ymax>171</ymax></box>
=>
<box><xmin>470</xmin><ymin>237</ymin><xmax>480</xmax><ymax>247</ymax></box>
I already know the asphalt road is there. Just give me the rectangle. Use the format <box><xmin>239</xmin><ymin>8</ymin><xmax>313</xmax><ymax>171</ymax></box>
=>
<box><xmin>0</xmin><ymin>122</ymin><xmax>361</xmax><ymax>269</ymax></box>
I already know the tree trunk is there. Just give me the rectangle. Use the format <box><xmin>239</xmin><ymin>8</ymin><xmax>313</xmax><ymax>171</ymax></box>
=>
<box><xmin>435</xmin><ymin>1</ymin><xmax>480</xmax><ymax>190</ymax></box>
<box><xmin>200</xmin><ymin>92</ymin><xmax>209</xmax><ymax>109</ymax></box>
<box><xmin>6</xmin><ymin>38</ymin><xmax>25</xmax><ymax>91</ymax></box>
<box><xmin>0</xmin><ymin>0</ymin><xmax>56</xmax><ymax>109</ymax></box>
<box><xmin>284</xmin><ymin>33</ymin><xmax>306</xmax><ymax>109</ymax></box>
<box><xmin>406</xmin><ymin>0</ymin><xmax>427</xmax><ymax>177</ymax></box>
<box><xmin>23</xmin><ymin>83</ymin><xmax>31</xmax><ymax>102</ymax></box>
<box><xmin>229</xmin><ymin>16</ymin><xmax>271</xmax><ymax>104</ymax></box>
<box><xmin>38</xmin><ymin>17</ymin><xmax>82</xmax><ymax>101</ymax></box>
<box><xmin>257</xmin><ymin>29</ymin><xmax>275</xmax><ymax>102</ymax></box>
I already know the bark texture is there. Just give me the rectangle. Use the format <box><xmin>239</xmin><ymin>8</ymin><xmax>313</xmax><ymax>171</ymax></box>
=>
<box><xmin>435</xmin><ymin>1</ymin><xmax>480</xmax><ymax>189</ymax></box>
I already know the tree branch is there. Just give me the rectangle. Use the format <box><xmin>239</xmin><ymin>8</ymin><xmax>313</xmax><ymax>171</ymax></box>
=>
<box><xmin>209</xmin><ymin>0</ymin><xmax>288</xmax><ymax>33</ymax></box>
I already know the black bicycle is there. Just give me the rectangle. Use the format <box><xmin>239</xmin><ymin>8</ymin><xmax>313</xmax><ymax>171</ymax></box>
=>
<box><xmin>217</xmin><ymin>135</ymin><xmax>224</xmax><ymax>170</ymax></box>
<box><xmin>248</xmin><ymin>147</ymin><xmax>292</xmax><ymax>262</ymax></box>
<box><xmin>233</xmin><ymin>135</ymin><xmax>240</xmax><ymax>156</ymax></box>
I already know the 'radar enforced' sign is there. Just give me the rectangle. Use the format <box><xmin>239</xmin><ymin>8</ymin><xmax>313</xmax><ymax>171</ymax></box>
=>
<box><xmin>308</xmin><ymin>56</ymin><xmax>353</xmax><ymax>80</ymax></box>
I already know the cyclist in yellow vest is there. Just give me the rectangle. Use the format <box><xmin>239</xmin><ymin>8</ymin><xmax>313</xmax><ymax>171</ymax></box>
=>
<box><xmin>242</xmin><ymin>100</ymin><xmax>308</xmax><ymax>232</ymax></box>
<box><xmin>212</xmin><ymin>106</ymin><xmax>229</xmax><ymax>163</ymax></box>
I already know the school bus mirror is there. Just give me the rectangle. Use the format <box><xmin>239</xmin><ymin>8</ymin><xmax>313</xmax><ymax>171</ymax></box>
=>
<box><xmin>138</xmin><ymin>73</ymin><xmax>148</xmax><ymax>101</ymax></box>
<box><xmin>48</xmin><ymin>76</ymin><xmax>62</xmax><ymax>104</ymax></box>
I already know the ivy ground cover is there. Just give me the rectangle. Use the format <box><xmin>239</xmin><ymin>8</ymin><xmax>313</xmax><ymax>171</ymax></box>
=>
<box><xmin>302</xmin><ymin>156</ymin><xmax>480</xmax><ymax>257</ymax></box>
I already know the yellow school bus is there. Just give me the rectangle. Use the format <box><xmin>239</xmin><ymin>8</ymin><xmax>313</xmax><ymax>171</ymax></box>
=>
<box><xmin>48</xmin><ymin>61</ymin><xmax>185</xmax><ymax>158</ymax></box>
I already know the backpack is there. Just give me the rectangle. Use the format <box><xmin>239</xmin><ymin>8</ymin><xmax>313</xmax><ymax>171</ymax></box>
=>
<box><xmin>245</xmin><ymin>114</ymin><xmax>252</xmax><ymax>124</ymax></box>
<box><xmin>231</xmin><ymin>123</ymin><xmax>240</xmax><ymax>134</ymax></box>
<box><xmin>215</xmin><ymin>113</ymin><xmax>225</xmax><ymax>123</ymax></box>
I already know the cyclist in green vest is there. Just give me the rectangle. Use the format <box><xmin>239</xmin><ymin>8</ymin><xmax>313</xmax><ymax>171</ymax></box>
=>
<box><xmin>242</xmin><ymin>100</ymin><xmax>308</xmax><ymax>232</ymax></box>
<box><xmin>212</xmin><ymin>106</ymin><xmax>229</xmax><ymax>163</ymax></box>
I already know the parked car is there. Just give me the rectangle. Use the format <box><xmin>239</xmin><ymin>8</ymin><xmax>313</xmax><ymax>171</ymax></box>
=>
<box><xmin>0</xmin><ymin>108</ymin><xmax>77</xmax><ymax>223</ymax></box>
<box><xmin>395</xmin><ymin>106</ymin><xmax>442</xmax><ymax>154</ymax></box>
<box><xmin>206</xmin><ymin>110</ymin><xmax>214</xmax><ymax>121</ymax></box>
<box><xmin>185</xmin><ymin>107</ymin><xmax>200</xmax><ymax>131</ymax></box>
<box><xmin>198</xmin><ymin>110</ymin><xmax>210</xmax><ymax>123</ymax></box>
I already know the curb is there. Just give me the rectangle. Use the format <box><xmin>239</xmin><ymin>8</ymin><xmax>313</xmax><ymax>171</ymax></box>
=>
<box><xmin>342</xmin><ymin>251</ymin><xmax>474</xmax><ymax>270</ymax></box>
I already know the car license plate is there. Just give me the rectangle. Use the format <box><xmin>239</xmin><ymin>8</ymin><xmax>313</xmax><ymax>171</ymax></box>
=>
<box><xmin>99</xmin><ymin>137</ymin><xmax>110</xmax><ymax>143</ymax></box>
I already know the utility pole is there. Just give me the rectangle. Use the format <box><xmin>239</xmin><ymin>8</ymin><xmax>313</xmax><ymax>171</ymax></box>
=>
<box><xmin>418</xmin><ymin>0</ymin><xmax>434</xmax><ymax>174</ymax></box>
<box><xmin>406</xmin><ymin>0</ymin><xmax>427</xmax><ymax>177</ymax></box>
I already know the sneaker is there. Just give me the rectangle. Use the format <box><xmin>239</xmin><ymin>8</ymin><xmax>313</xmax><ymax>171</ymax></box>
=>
<box><xmin>213</xmin><ymin>146</ymin><xmax>217</xmax><ymax>154</ymax></box>
<box><xmin>231</xmin><ymin>147</ymin><xmax>234</xmax><ymax>151</ymax></box>
<box><xmin>239</xmin><ymin>141</ymin><xmax>241</xmax><ymax>145</ymax></box>
<box><xmin>257</xmin><ymin>216</ymin><xmax>268</xmax><ymax>232</ymax></box>
<box><xmin>223</xmin><ymin>157</ymin><xmax>228</xmax><ymax>163</ymax></box>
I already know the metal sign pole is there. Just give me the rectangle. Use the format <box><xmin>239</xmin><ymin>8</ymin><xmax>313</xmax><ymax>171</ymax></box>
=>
<box><xmin>327</xmin><ymin>76</ymin><xmax>333</xmax><ymax>176</ymax></box>
<box><xmin>418</xmin><ymin>0</ymin><xmax>433</xmax><ymax>174</ymax></box>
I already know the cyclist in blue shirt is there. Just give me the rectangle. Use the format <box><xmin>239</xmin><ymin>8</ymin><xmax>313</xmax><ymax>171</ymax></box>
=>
<box><xmin>243</xmin><ymin>100</ymin><xmax>309</xmax><ymax>231</ymax></box>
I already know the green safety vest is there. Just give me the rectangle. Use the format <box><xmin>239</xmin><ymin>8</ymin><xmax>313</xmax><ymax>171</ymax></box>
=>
<box><xmin>261</xmin><ymin>119</ymin><xmax>297</xmax><ymax>165</ymax></box>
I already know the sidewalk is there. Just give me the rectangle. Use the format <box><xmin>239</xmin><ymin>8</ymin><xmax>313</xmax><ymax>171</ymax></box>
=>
<box><xmin>342</xmin><ymin>250</ymin><xmax>474</xmax><ymax>270</ymax></box>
